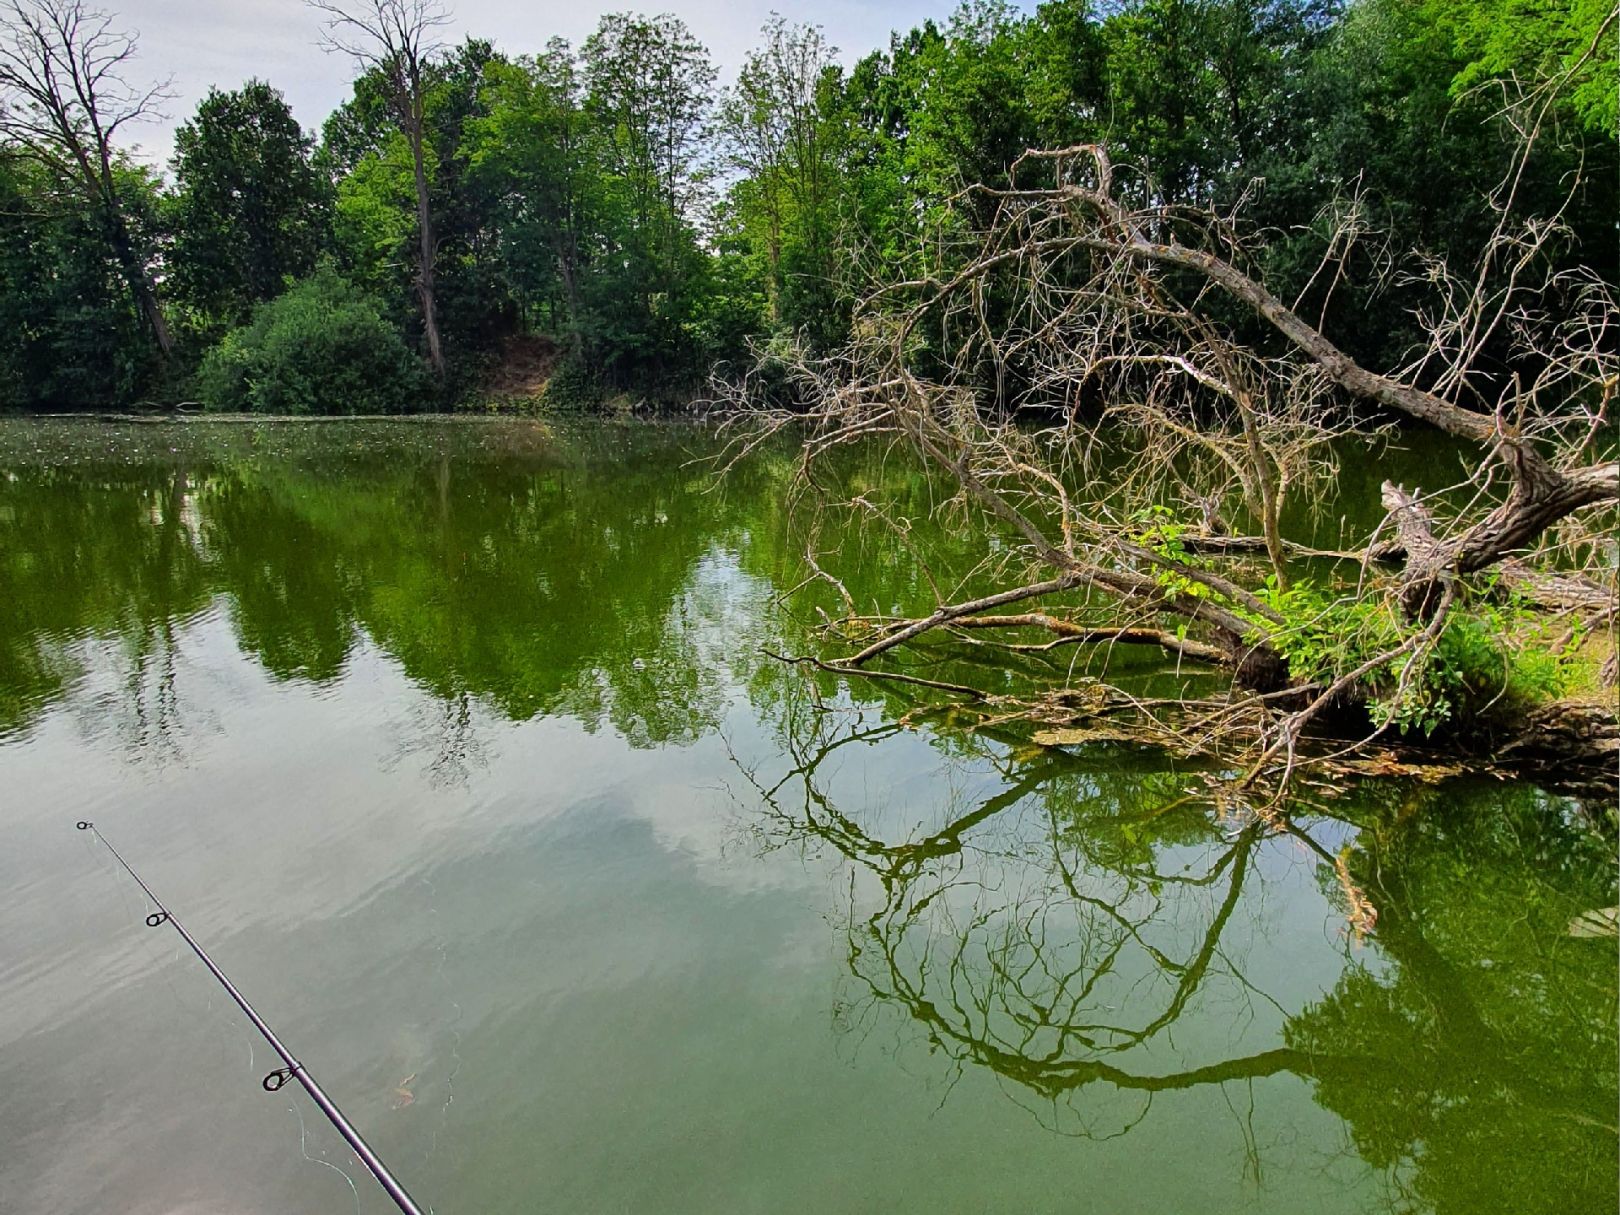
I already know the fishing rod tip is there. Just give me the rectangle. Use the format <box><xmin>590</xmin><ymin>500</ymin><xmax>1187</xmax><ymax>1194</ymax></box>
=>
<box><xmin>76</xmin><ymin>821</ymin><xmax>92</xmax><ymax>830</ymax></box>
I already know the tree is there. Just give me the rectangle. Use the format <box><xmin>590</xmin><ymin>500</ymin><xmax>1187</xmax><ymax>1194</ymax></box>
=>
<box><xmin>719</xmin><ymin>18</ymin><xmax>842</xmax><ymax>336</ymax></box>
<box><xmin>467</xmin><ymin>40</ymin><xmax>597</xmax><ymax>336</ymax></box>
<box><xmin>1265</xmin><ymin>0</ymin><xmax>1618</xmax><ymax>369</ymax></box>
<box><xmin>582</xmin><ymin>12</ymin><xmax>715</xmax><ymax>379</ymax></box>
<box><xmin>168</xmin><ymin>80</ymin><xmax>331</xmax><ymax>330</ymax></box>
<box><xmin>0</xmin><ymin>149</ymin><xmax>162</xmax><ymax>407</ymax></box>
<box><xmin>729</xmin><ymin>130</ymin><xmax>1617</xmax><ymax>793</ymax></box>
<box><xmin>310</xmin><ymin>0</ymin><xmax>450</xmax><ymax>377</ymax></box>
<box><xmin>196</xmin><ymin>268</ymin><xmax>424</xmax><ymax>414</ymax></box>
<box><xmin>415</xmin><ymin>37</ymin><xmax>511</xmax><ymax>353</ymax></box>
<box><xmin>0</xmin><ymin>0</ymin><xmax>172</xmax><ymax>356</ymax></box>
<box><xmin>1439</xmin><ymin>0</ymin><xmax>1618</xmax><ymax>136</ymax></box>
<box><xmin>1024</xmin><ymin>0</ymin><xmax>1108</xmax><ymax>145</ymax></box>
<box><xmin>1098</xmin><ymin>0</ymin><xmax>1336</xmax><ymax>206</ymax></box>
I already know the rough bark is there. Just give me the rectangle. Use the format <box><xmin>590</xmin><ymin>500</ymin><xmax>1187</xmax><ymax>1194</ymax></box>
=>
<box><xmin>1493</xmin><ymin>701</ymin><xmax>1620</xmax><ymax>798</ymax></box>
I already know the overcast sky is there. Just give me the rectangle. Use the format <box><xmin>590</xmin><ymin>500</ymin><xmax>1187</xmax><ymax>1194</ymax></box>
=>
<box><xmin>110</xmin><ymin>0</ymin><xmax>973</xmax><ymax>169</ymax></box>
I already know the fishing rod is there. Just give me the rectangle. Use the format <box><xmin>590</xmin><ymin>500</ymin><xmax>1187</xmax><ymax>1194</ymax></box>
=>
<box><xmin>76</xmin><ymin>820</ymin><xmax>429</xmax><ymax>1215</ymax></box>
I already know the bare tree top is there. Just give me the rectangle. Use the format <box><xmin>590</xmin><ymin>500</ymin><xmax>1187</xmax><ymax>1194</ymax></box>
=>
<box><xmin>0</xmin><ymin>0</ymin><xmax>172</xmax><ymax>173</ymax></box>
<box><xmin>307</xmin><ymin>0</ymin><xmax>449</xmax><ymax>70</ymax></box>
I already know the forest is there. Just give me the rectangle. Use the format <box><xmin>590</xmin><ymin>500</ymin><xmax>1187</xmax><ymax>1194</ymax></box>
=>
<box><xmin>0</xmin><ymin>0</ymin><xmax>1613</xmax><ymax>413</ymax></box>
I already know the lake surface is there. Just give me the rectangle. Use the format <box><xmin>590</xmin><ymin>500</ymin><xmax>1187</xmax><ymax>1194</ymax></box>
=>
<box><xmin>0</xmin><ymin>417</ymin><xmax>1613</xmax><ymax>1215</ymax></box>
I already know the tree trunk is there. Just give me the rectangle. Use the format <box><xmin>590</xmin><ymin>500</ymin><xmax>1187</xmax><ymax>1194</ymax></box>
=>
<box><xmin>410</xmin><ymin>129</ymin><xmax>446</xmax><ymax>378</ymax></box>
<box><xmin>1383</xmin><ymin>452</ymin><xmax>1620</xmax><ymax>619</ymax></box>
<box><xmin>132</xmin><ymin>265</ymin><xmax>173</xmax><ymax>358</ymax></box>
<box><xmin>107</xmin><ymin>210</ymin><xmax>172</xmax><ymax>357</ymax></box>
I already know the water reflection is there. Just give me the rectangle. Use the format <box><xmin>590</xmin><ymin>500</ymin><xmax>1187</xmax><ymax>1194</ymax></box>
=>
<box><xmin>0</xmin><ymin>461</ymin><xmax>210</xmax><ymax>743</ymax></box>
<box><xmin>0</xmin><ymin>422</ymin><xmax>775</xmax><ymax>751</ymax></box>
<box><xmin>1290</xmin><ymin>785</ymin><xmax>1617</xmax><ymax>1214</ymax></box>
<box><xmin>0</xmin><ymin>418</ymin><xmax>1613</xmax><ymax>1214</ymax></box>
<box><xmin>740</xmin><ymin>682</ymin><xmax>1618</xmax><ymax>1209</ymax></box>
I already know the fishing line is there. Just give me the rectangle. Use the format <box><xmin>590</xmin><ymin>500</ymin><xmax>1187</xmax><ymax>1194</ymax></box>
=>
<box><xmin>90</xmin><ymin>821</ymin><xmax>269</xmax><ymax>1105</ymax></box>
<box><xmin>76</xmin><ymin>821</ymin><xmax>430</xmax><ymax>1215</ymax></box>
<box><xmin>85</xmin><ymin>824</ymin><xmax>195</xmax><ymax>1043</ymax></box>
<box><xmin>292</xmin><ymin>1100</ymin><xmax>363</xmax><ymax>1215</ymax></box>
<box><xmin>429</xmin><ymin>999</ymin><xmax>463</xmax><ymax>1160</ymax></box>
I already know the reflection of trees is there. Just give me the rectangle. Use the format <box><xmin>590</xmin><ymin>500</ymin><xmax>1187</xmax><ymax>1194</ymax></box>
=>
<box><xmin>0</xmin><ymin>461</ymin><xmax>211</xmax><ymax>752</ymax></box>
<box><xmin>1</xmin><ymin>422</ymin><xmax>1059</xmax><ymax>752</ymax></box>
<box><xmin>1288</xmin><ymin>785</ymin><xmax>1618</xmax><ymax>1215</ymax></box>
<box><xmin>197</xmin><ymin>426</ymin><xmax>752</xmax><ymax>748</ymax></box>
<box><xmin>1</xmin><ymin>423</ymin><xmax>770</xmax><ymax>752</ymax></box>
<box><xmin>5</xmin><ymin>421</ymin><xmax>1615</xmax><ymax>1204</ymax></box>
<box><xmin>202</xmin><ymin>470</ymin><xmax>356</xmax><ymax>681</ymax></box>
<box><xmin>740</xmin><ymin>693</ymin><xmax>1618</xmax><ymax>1204</ymax></box>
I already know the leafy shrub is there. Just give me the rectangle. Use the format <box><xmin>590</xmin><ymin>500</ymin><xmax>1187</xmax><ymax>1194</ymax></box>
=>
<box><xmin>538</xmin><ymin>350</ymin><xmax>604</xmax><ymax>411</ymax></box>
<box><xmin>197</xmin><ymin>270</ymin><xmax>425</xmax><ymax>414</ymax></box>
<box><xmin>1251</xmin><ymin>577</ymin><xmax>1574</xmax><ymax>735</ymax></box>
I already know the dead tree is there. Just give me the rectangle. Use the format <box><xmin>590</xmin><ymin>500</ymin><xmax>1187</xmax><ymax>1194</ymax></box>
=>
<box><xmin>0</xmin><ymin>0</ymin><xmax>173</xmax><ymax>355</ymax></box>
<box><xmin>310</xmin><ymin>0</ymin><xmax>449</xmax><ymax>377</ymax></box>
<box><xmin>720</xmin><ymin>69</ymin><xmax>1617</xmax><ymax>792</ymax></box>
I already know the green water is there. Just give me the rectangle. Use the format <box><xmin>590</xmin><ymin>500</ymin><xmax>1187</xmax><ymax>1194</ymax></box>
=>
<box><xmin>0</xmin><ymin>417</ymin><xmax>1613</xmax><ymax>1215</ymax></box>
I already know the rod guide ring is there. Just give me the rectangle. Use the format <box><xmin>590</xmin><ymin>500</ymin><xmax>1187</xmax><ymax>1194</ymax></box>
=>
<box><xmin>263</xmin><ymin>1067</ymin><xmax>296</xmax><ymax>1093</ymax></box>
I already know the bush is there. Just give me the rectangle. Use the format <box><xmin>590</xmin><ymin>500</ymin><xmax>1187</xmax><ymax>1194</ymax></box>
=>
<box><xmin>1250</xmin><ymin>577</ymin><xmax>1576</xmax><ymax>736</ymax></box>
<box><xmin>537</xmin><ymin>349</ymin><xmax>604</xmax><ymax>411</ymax></box>
<box><xmin>197</xmin><ymin>270</ymin><xmax>425</xmax><ymax>414</ymax></box>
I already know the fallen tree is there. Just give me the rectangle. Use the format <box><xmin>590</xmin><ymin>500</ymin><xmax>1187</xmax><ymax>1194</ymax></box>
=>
<box><xmin>719</xmin><ymin>56</ymin><xmax>1617</xmax><ymax>802</ymax></box>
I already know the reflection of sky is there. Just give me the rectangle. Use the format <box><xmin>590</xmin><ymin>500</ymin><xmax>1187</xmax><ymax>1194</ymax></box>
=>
<box><xmin>2</xmin><ymin>511</ymin><xmax>1380</xmax><ymax>1215</ymax></box>
<box><xmin>0</xmin><ymin>556</ymin><xmax>803</xmax><ymax>1034</ymax></box>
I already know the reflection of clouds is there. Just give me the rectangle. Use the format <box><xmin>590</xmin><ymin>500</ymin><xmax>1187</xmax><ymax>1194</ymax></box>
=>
<box><xmin>0</xmin><ymin>594</ymin><xmax>809</xmax><ymax>1046</ymax></box>
<box><xmin>1</xmin><ymin>599</ymin><xmax>839</xmax><ymax>1211</ymax></box>
<box><xmin>4</xmin><ymin>516</ymin><xmax>814</xmax><ymax>1038</ymax></box>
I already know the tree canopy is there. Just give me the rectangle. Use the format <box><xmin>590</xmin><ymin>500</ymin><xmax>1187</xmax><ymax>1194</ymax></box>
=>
<box><xmin>0</xmin><ymin>0</ymin><xmax>1611</xmax><ymax>412</ymax></box>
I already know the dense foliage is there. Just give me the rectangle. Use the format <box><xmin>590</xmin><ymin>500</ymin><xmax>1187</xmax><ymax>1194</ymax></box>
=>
<box><xmin>196</xmin><ymin>269</ymin><xmax>424</xmax><ymax>414</ymax></box>
<box><xmin>0</xmin><ymin>0</ymin><xmax>1613</xmax><ymax>412</ymax></box>
<box><xmin>167</xmin><ymin>81</ymin><xmax>333</xmax><ymax>335</ymax></box>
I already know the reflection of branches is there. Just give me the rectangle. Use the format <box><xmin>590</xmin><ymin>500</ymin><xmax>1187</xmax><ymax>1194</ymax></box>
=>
<box><xmin>733</xmin><ymin>696</ymin><xmax>1337</xmax><ymax>1139</ymax></box>
<box><xmin>78</xmin><ymin>473</ymin><xmax>205</xmax><ymax>764</ymax></box>
<box><xmin>736</xmin><ymin>700</ymin><xmax>1616</xmax><ymax>1198</ymax></box>
<box><xmin>385</xmin><ymin>690</ymin><xmax>492</xmax><ymax>789</ymax></box>
<box><xmin>75</xmin><ymin>614</ymin><xmax>189</xmax><ymax>765</ymax></box>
